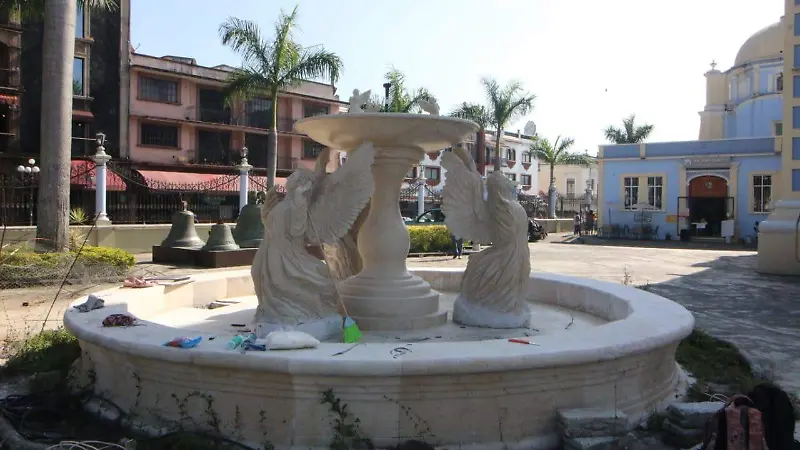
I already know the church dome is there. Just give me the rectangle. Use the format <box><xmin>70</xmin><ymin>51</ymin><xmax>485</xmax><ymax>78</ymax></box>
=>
<box><xmin>734</xmin><ymin>19</ymin><xmax>783</xmax><ymax>67</ymax></box>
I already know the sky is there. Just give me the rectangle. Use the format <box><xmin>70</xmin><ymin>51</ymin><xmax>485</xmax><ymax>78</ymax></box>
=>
<box><xmin>131</xmin><ymin>0</ymin><xmax>783</xmax><ymax>155</ymax></box>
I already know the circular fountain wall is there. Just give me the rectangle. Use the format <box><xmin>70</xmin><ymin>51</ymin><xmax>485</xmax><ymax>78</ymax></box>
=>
<box><xmin>64</xmin><ymin>268</ymin><xmax>693</xmax><ymax>450</ymax></box>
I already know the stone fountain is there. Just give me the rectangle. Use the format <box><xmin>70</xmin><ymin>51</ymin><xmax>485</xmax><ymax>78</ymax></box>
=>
<box><xmin>64</xmin><ymin>96</ymin><xmax>694</xmax><ymax>449</ymax></box>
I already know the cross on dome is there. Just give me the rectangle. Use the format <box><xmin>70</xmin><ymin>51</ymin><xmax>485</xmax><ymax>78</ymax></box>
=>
<box><xmin>710</xmin><ymin>60</ymin><xmax>717</xmax><ymax>70</ymax></box>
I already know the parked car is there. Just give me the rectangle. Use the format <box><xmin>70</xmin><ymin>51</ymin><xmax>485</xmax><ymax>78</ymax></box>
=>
<box><xmin>528</xmin><ymin>218</ymin><xmax>547</xmax><ymax>242</ymax></box>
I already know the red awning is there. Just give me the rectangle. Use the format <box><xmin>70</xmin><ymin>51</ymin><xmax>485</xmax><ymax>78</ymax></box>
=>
<box><xmin>70</xmin><ymin>160</ymin><xmax>127</xmax><ymax>192</ymax></box>
<box><xmin>73</xmin><ymin>110</ymin><xmax>94</xmax><ymax>120</ymax></box>
<box><xmin>137</xmin><ymin>170</ymin><xmax>286</xmax><ymax>193</ymax></box>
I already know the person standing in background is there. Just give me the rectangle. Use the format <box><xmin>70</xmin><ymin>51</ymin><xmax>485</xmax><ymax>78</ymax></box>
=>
<box><xmin>451</xmin><ymin>233</ymin><xmax>464</xmax><ymax>259</ymax></box>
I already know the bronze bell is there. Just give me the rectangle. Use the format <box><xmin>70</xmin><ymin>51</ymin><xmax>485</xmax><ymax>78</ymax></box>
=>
<box><xmin>161</xmin><ymin>201</ymin><xmax>205</xmax><ymax>249</ymax></box>
<box><xmin>202</xmin><ymin>222</ymin><xmax>240</xmax><ymax>252</ymax></box>
<box><xmin>233</xmin><ymin>196</ymin><xmax>264</xmax><ymax>248</ymax></box>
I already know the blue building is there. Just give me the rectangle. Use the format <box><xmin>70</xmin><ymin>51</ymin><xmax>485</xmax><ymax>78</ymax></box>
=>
<box><xmin>598</xmin><ymin>18</ymin><xmax>785</xmax><ymax>242</ymax></box>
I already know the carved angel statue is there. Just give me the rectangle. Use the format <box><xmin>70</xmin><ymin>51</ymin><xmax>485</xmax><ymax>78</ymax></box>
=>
<box><xmin>251</xmin><ymin>142</ymin><xmax>375</xmax><ymax>340</ymax></box>
<box><xmin>417</xmin><ymin>98</ymin><xmax>440</xmax><ymax>116</ymax></box>
<box><xmin>348</xmin><ymin>89</ymin><xmax>371</xmax><ymax>114</ymax></box>
<box><xmin>440</xmin><ymin>146</ymin><xmax>531</xmax><ymax>329</ymax></box>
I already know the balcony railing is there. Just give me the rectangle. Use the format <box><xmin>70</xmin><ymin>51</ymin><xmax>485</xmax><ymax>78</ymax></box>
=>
<box><xmin>185</xmin><ymin>106</ymin><xmax>239</xmax><ymax>126</ymax></box>
<box><xmin>0</xmin><ymin>67</ymin><xmax>19</xmax><ymax>89</ymax></box>
<box><xmin>277</xmin><ymin>117</ymin><xmax>296</xmax><ymax>133</ymax></box>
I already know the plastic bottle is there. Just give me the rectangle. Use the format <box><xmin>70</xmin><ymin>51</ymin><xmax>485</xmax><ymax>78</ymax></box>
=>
<box><xmin>243</xmin><ymin>332</ymin><xmax>257</xmax><ymax>345</ymax></box>
<box><xmin>179</xmin><ymin>336</ymin><xmax>202</xmax><ymax>349</ymax></box>
<box><xmin>226</xmin><ymin>335</ymin><xmax>244</xmax><ymax>350</ymax></box>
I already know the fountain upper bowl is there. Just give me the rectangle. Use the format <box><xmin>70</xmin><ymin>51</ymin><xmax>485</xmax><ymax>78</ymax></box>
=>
<box><xmin>294</xmin><ymin>113</ymin><xmax>479</xmax><ymax>153</ymax></box>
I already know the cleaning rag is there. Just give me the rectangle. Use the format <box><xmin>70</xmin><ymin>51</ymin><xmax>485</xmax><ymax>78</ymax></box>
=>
<box><xmin>74</xmin><ymin>294</ymin><xmax>105</xmax><ymax>313</ymax></box>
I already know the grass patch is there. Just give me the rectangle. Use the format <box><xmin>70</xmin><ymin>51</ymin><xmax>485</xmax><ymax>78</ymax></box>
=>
<box><xmin>0</xmin><ymin>328</ymin><xmax>81</xmax><ymax>378</ymax></box>
<box><xmin>676</xmin><ymin>329</ymin><xmax>759</xmax><ymax>401</ymax></box>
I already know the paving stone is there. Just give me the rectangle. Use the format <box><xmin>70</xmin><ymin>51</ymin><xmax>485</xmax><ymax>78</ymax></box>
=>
<box><xmin>661</xmin><ymin>418</ymin><xmax>704</xmax><ymax>449</ymax></box>
<box><xmin>563</xmin><ymin>435</ymin><xmax>616</xmax><ymax>450</ymax></box>
<box><xmin>558</xmin><ymin>408</ymin><xmax>629</xmax><ymax>438</ymax></box>
<box><xmin>665</xmin><ymin>401</ymin><xmax>723</xmax><ymax>429</ymax></box>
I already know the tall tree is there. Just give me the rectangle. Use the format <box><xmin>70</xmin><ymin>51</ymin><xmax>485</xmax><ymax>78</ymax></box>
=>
<box><xmin>220</xmin><ymin>6</ymin><xmax>343</xmax><ymax>187</ymax></box>
<box><xmin>449</xmin><ymin>102</ymin><xmax>492</xmax><ymax>175</ymax></box>
<box><xmin>603</xmin><ymin>114</ymin><xmax>654</xmax><ymax>144</ymax></box>
<box><xmin>529</xmin><ymin>136</ymin><xmax>594</xmax><ymax>218</ymax></box>
<box><xmin>482</xmin><ymin>77</ymin><xmax>535</xmax><ymax>171</ymax></box>
<box><xmin>0</xmin><ymin>0</ymin><xmax>118</xmax><ymax>251</ymax></box>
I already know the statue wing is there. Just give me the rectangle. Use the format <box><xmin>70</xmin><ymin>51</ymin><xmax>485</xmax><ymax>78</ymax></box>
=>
<box><xmin>259</xmin><ymin>186</ymin><xmax>282</xmax><ymax>226</ymax></box>
<box><xmin>440</xmin><ymin>147</ymin><xmax>492</xmax><ymax>244</ymax></box>
<box><xmin>306</xmin><ymin>142</ymin><xmax>375</xmax><ymax>245</ymax></box>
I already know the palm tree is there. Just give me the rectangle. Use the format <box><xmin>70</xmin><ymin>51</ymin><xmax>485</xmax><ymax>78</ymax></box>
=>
<box><xmin>529</xmin><ymin>136</ymin><xmax>594</xmax><ymax>218</ymax></box>
<box><xmin>219</xmin><ymin>6</ymin><xmax>343</xmax><ymax>187</ymax></box>
<box><xmin>482</xmin><ymin>77</ymin><xmax>535</xmax><ymax>171</ymax></box>
<box><xmin>604</xmin><ymin>114</ymin><xmax>654</xmax><ymax>144</ymax></box>
<box><xmin>449</xmin><ymin>102</ymin><xmax>492</xmax><ymax>174</ymax></box>
<box><xmin>0</xmin><ymin>0</ymin><xmax>118</xmax><ymax>251</ymax></box>
<box><xmin>367</xmin><ymin>68</ymin><xmax>435</xmax><ymax>113</ymax></box>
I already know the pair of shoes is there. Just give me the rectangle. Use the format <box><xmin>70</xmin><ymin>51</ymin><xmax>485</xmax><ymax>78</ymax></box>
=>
<box><xmin>123</xmin><ymin>276</ymin><xmax>155</xmax><ymax>288</ymax></box>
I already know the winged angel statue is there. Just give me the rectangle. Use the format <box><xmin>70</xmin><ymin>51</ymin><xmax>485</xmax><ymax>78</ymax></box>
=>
<box><xmin>440</xmin><ymin>147</ymin><xmax>532</xmax><ymax>329</ymax></box>
<box><xmin>251</xmin><ymin>143</ymin><xmax>375</xmax><ymax>339</ymax></box>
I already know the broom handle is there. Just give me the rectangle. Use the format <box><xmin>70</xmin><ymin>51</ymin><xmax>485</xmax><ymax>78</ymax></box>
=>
<box><xmin>306</xmin><ymin>213</ymin><xmax>351</xmax><ymax>318</ymax></box>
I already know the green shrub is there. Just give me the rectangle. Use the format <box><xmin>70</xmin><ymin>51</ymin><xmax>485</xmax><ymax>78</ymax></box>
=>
<box><xmin>1</xmin><ymin>328</ymin><xmax>81</xmax><ymax>378</ymax></box>
<box><xmin>0</xmin><ymin>245</ymin><xmax>135</xmax><ymax>287</ymax></box>
<box><xmin>408</xmin><ymin>225</ymin><xmax>453</xmax><ymax>253</ymax></box>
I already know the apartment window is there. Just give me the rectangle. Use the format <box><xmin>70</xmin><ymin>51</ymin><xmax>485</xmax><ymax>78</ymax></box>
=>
<box><xmin>424</xmin><ymin>166</ymin><xmax>440</xmax><ymax>180</ymax></box>
<box><xmin>76</xmin><ymin>3</ymin><xmax>85</xmax><ymax>38</ymax></box>
<box><xmin>794</xmin><ymin>107</ymin><xmax>800</xmax><ymax>129</ymax></box>
<box><xmin>647</xmin><ymin>176</ymin><xmax>663</xmax><ymax>210</ymax></box>
<box><xmin>139</xmin><ymin>76</ymin><xmax>179</xmax><ymax>103</ymax></box>
<box><xmin>303</xmin><ymin>103</ymin><xmax>329</xmax><ymax>118</ymax></box>
<box><xmin>506</xmin><ymin>172</ymin><xmax>516</xmax><ymax>182</ymax></box>
<box><xmin>776</xmin><ymin>72</ymin><xmax>783</xmax><ymax>92</ymax></box>
<box><xmin>521</xmin><ymin>152</ymin><xmax>532</xmax><ymax>163</ymax></box>
<box><xmin>505</xmin><ymin>148</ymin><xmax>516</xmax><ymax>161</ymax></box>
<box><xmin>140</xmin><ymin>123</ymin><xmax>179</xmax><ymax>148</ymax></box>
<box><xmin>794</xmin><ymin>76</ymin><xmax>800</xmax><ymax>98</ymax></box>
<box><xmin>303</xmin><ymin>139</ymin><xmax>324</xmax><ymax>159</ymax></box>
<box><xmin>520</xmin><ymin>174</ymin><xmax>532</xmax><ymax>186</ymax></box>
<box><xmin>775</xmin><ymin>122</ymin><xmax>783</xmax><ymax>136</ymax></box>
<box><xmin>245</xmin><ymin>97</ymin><xmax>272</xmax><ymax>129</ymax></box>
<box><xmin>752</xmin><ymin>175</ymin><xmax>772</xmax><ymax>213</ymax></box>
<box><xmin>795</xmin><ymin>46</ymin><xmax>800</xmax><ymax>70</ymax></box>
<box><xmin>73</xmin><ymin>58</ymin><xmax>84</xmax><ymax>96</ymax></box>
<box><xmin>623</xmin><ymin>177</ymin><xmax>639</xmax><ymax>209</ymax></box>
<box><xmin>566</xmin><ymin>178</ymin><xmax>576</xmax><ymax>198</ymax></box>
<box><xmin>795</xmin><ymin>14</ymin><xmax>800</xmax><ymax>36</ymax></box>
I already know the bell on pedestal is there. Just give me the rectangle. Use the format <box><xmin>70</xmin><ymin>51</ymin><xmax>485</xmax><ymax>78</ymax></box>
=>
<box><xmin>161</xmin><ymin>201</ymin><xmax>205</xmax><ymax>249</ymax></box>
<box><xmin>233</xmin><ymin>193</ymin><xmax>264</xmax><ymax>248</ymax></box>
<box><xmin>202</xmin><ymin>222</ymin><xmax>240</xmax><ymax>251</ymax></box>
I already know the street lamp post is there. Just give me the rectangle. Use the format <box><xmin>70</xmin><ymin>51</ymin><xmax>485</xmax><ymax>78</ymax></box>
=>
<box><xmin>382</xmin><ymin>82</ymin><xmax>392</xmax><ymax>112</ymax></box>
<box><xmin>16</xmin><ymin>158</ymin><xmax>39</xmax><ymax>226</ymax></box>
<box><xmin>236</xmin><ymin>146</ymin><xmax>252</xmax><ymax>213</ymax></box>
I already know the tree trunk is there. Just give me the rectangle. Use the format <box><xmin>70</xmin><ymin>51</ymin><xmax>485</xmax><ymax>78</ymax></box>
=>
<box><xmin>266</xmin><ymin>130</ymin><xmax>277</xmax><ymax>187</ymax></box>
<box><xmin>548</xmin><ymin>163</ymin><xmax>557</xmax><ymax>219</ymax></box>
<box><xmin>475</xmin><ymin>128</ymin><xmax>485</xmax><ymax>176</ymax></box>
<box><xmin>493</xmin><ymin>128</ymin><xmax>503</xmax><ymax>171</ymax></box>
<box><xmin>267</xmin><ymin>89</ymin><xmax>278</xmax><ymax>187</ymax></box>
<box><xmin>36</xmin><ymin>0</ymin><xmax>77</xmax><ymax>252</ymax></box>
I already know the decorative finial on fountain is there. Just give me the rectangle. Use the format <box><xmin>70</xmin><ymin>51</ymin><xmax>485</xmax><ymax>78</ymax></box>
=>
<box><xmin>710</xmin><ymin>60</ymin><xmax>717</xmax><ymax>71</ymax></box>
<box><xmin>418</xmin><ymin>99</ymin><xmax>440</xmax><ymax>116</ymax></box>
<box><xmin>348</xmin><ymin>89</ymin><xmax>371</xmax><ymax>114</ymax></box>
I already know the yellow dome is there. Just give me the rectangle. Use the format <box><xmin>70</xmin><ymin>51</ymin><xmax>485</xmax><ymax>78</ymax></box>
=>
<box><xmin>734</xmin><ymin>19</ymin><xmax>783</xmax><ymax>67</ymax></box>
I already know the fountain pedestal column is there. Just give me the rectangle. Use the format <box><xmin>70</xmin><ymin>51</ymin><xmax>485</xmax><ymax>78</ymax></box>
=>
<box><xmin>338</xmin><ymin>147</ymin><xmax>446</xmax><ymax>331</ymax></box>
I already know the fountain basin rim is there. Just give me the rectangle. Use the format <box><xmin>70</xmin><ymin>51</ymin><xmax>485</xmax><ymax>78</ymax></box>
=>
<box><xmin>64</xmin><ymin>268</ymin><xmax>693</xmax><ymax>377</ymax></box>
<box><xmin>293</xmin><ymin>113</ymin><xmax>479</xmax><ymax>153</ymax></box>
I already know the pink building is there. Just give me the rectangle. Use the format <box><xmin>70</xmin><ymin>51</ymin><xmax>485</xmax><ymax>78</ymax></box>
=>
<box><xmin>127</xmin><ymin>53</ymin><xmax>345</xmax><ymax>186</ymax></box>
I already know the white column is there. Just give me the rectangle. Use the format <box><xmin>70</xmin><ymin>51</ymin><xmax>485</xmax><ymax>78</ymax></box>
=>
<box><xmin>236</xmin><ymin>159</ymin><xmax>252</xmax><ymax>212</ymax></box>
<box><xmin>417</xmin><ymin>165</ymin><xmax>426</xmax><ymax>217</ymax></box>
<box><xmin>92</xmin><ymin>144</ymin><xmax>111</xmax><ymax>226</ymax></box>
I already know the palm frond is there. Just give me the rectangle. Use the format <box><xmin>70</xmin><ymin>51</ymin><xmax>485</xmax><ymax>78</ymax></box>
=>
<box><xmin>481</xmin><ymin>76</ymin><xmax>535</xmax><ymax>131</ymax></box>
<box><xmin>0</xmin><ymin>0</ymin><xmax>117</xmax><ymax>20</ymax></box>
<box><xmin>278</xmin><ymin>47</ymin><xmax>343</xmax><ymax>88</ymax></box>
<box><xmin>221</xmin><ymin>68</ymin><xmax>273</xmax><ymax>107</ymax></box>
<box><xmin>558</xmin><ymin>153</ymin><xmax>594</xmax><ymax>166</ymax></box>
<box><xmin>219</xmin><ymin>17</ymin><xmax>273</xmax><ymax>72</ymax></box>
<box><xmin>554</xmin><ymin>136</ymin><xmax>575</xmax><ymax>153</ymax></box>
<box><xmin>604</xmin><ymin>114</ymin><xmax>654</xmax><ymax>144</ymax></box>
<box><xmin>448</xmin><ymin>102</ymin><xmax>492</xmax><ymax>128</ymax></box>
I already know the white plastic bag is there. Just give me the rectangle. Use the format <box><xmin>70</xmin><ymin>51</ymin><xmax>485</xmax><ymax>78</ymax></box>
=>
<box><xmin>264</xmin><ymin>330</ymin><xmax>320</xmax><ymax>350</ymax></box>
